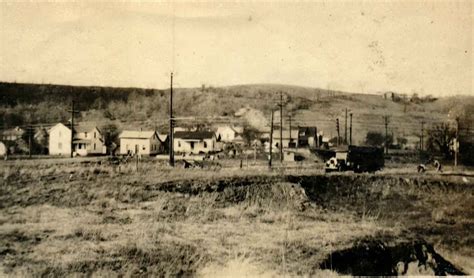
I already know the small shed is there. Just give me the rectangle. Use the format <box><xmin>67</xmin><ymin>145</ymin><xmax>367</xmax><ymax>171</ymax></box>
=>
<box><xmin>0</xmin><ymin>141</ymin><xmax>6</xmax><ymax>156</ymax></box>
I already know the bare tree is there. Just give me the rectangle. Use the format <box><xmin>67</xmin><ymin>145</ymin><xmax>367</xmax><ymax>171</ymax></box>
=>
<box><xmin>426</xmin><ymin>123</ymin><xmax>455</xmax><ymax>159</ymax></box>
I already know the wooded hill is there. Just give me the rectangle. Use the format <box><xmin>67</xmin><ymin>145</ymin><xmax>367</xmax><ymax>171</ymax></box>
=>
<box><xmin>1</xmin><ymin>82</ymin><xmax>472</xmax><ymax>147</ymax></box>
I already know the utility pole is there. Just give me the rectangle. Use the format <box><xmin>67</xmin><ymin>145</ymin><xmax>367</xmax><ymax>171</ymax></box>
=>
<box><xmin>269</xmin><ymin>110</ymin><xmax>274</xmax><ymax>169</ymax></box>
<box><xmin>28</xmin><ymin>124</ymin><xmax>32</xmax><ymax>159</ymax></box>
<box><xmin>344</xmin><ymin>108</ymin><xmax>348</xmax><ymax>144</ymax></box>
<box><xmin>420</xmin><ymin>121</ymin><xmax>425</xmax><ymax>151</ymax></box>
<box><xmin>279</xmin><ymin>92</ymin><xmax>283</xmax><ymax>162</ymax></box>
<box><xmin>349</xmin><ymin>113</ymin><xmax>353</xmax><ymax>145</ymax></box>
<box><xmin>384</xmin><ymin>115</ymin><xmax>390</xmax><ymax>154</ymax></box>
<box><xmin>67</xmin><ymin>100</ymin><xmax>80</xmax><ymax>158</ymax></box>
<box><xmin>455</xmin><ymin>117</ymin><xmax>459</xmax><ymax>167</ymax></box>
<box><xmin>336</xmin><ymin>118</ymin><xmax>340</xmax><ymax>146</ymax></box>
<box><xmin>71</xmin><ymin>101</ymin><xmax>74</xmax><ymax>158</ymax></box>
<box><xmin>288</xmin><ymin>115</ymin><xmax>292</xmax><ymax>147</ymax></box>
<box><xmin>135</xmin><ymin>145</ymin><xmax>139</xmax><ymax>172</ymax></box>
<box><xmin>169</xmin><ymin>72</ymin><xmax>174</xmax><ymax>167</ymax></box>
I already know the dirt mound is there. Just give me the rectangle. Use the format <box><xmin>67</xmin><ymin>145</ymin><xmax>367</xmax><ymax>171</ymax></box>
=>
<box><xmin>320</xmin><ymin>239</ymin><xmax>466</xmax><ymax>276</ymax></box>
<box><xmin>215</xmin><ymin>181</ymin><xmax>310</xmax><ymax>210</ymax></box>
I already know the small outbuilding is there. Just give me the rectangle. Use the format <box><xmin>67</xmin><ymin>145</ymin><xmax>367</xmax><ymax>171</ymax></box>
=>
<box><xmin>118</xmin><ymin>130</ymin><xmax>165</xmax><ymax>156</ymax></box>
<box><xmin>174</xmin><ymin>131</ymin><xmax>219</xmax><ymax>154</ymax></box>
<box><xmin>0</xmin><ymin>141</ymin><xmax>7</xmax><ymax>157</ymax></box>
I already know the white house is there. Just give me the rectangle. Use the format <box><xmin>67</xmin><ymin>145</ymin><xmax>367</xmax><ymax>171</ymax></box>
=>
<box><xmin>49</xmin><ymin>123</ymin><xmax>72</xmax><ymax>156</ymax></box>
<box><xmin>48</xmin><ymin>123</ymin><xmax>107</xmax><ymax>156</ymax></box>
<box><xmin>216</xmin><ymin>125</ymin><xmax>244</xmax><ymax>143</ymax></box>
<box><xmin>174</xmin><ymin>131</ymin><xmax>219</xmax><ymax>154</ymax></box>
<box><xmin>119</xmin><ymin>130</ymin><xmax>164</xmax><ymax>155</ymax></box>
<box><xmin>73</xmin><ymin>126</ymin><xmax>107</xmax><ymax>156</ymax></box>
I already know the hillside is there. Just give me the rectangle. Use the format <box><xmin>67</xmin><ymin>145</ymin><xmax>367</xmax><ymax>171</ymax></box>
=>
<box><xmin>1</xmin><ymin>82</ymin><xmax>472</xmax><ymax>145</ymax></box>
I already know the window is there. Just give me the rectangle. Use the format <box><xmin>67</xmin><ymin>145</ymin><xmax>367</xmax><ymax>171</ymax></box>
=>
<box><xmin>58</xmin><ymin>142</ymin><xmax>62</xmax><ymax>149</ymax></box>
<box><xmin>94</xmin><ymin>132</ymin><xmax>96</xmax><ymax>138</ymax></box>
<box><xmin>190</xmin><ymin>142</ymin><xmax>194</xmax><ymax>150</ymax></box>
<box><xmin>178</xmin><ymin>141</ymin><xmax>181</xmax><ymax>147</ymax></box>
<box><xmin>94</xmin><ymin>143</ymin><xmax>96</xmax><ymax>150</ymax></box>
<box><xmin>204</xmin><ymin>142</ymin><xmax>207</xmax><ymax>148</ymax></box>
<box><xmin>85</xmin><ymin>132</ymin><xmax>87</xmax><ymax>138</ymax></box>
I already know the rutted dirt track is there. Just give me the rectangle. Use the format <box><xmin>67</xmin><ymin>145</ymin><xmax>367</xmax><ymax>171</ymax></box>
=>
<box><xmin>1</xmin><ymin>169</ymin><xmax>473</xmax><ymax>276</ymax></box>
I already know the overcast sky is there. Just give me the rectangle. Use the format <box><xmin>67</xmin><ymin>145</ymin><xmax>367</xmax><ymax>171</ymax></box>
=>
<box><xmin>0</xmin><ymin>1</ymin><xmax>472</xmax><ymax>96</ymax></box>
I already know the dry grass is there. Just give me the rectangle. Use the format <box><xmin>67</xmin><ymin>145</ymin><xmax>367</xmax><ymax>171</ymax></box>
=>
<box><xmin>0</xmin><ymin>159</ymin><xmax>473</xmax><ymax>276</ymax></box>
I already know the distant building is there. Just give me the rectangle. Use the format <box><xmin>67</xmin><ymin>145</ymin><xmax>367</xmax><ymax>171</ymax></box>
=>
<box><xmin>73</xmin><ymin>126</ymin><xmax>107</xmax><ymax>156</ymax></box>
<box><xmin>174</xmin><ymin>131</ymin><xmax>219</xmax><ymax>154</ymax></box>
<box><xmin>34</xmin><ymin>127</ymin><xmax>49</xmax><ymax>154</ymax></box>
<box><xmin>0</xmin><ymin>141</ymin><xmax>6</xmax><ymax>156</ymax></box>
<box><xmin>405</xmin><ymin>135</ymin><xmax>421</xmax><ymax>150</ymax></box>
<box><xmin>118</xmin><ymin>130</ymin><xmax>164</xmax><ymax>155</ymax></box>
<box><xmin>383</xmin><ymin>91</ymin><xmax>407</xmax><ymax>102</ymax></box>
<box><xmin>49</xmin><ymin>123</ymin><xmax>72</xmax><ymax>156</ymax></box>
<box><xmin>157</xmin><ymin>133</ymin><xmax>169</xmax><ymax>153</ymax></box>
<box><xmin>272</xmin><ymin>129</ymin><xmax>299</xmax><ymax>149</ymax></box>
<box><xmin>216</xmin><ymin>125</ymin><xmax>244</xmax><ymax>143</ymax></box>
<box><xmin>298</xmin><ymin>127</ymin><xmax>318</xmax><ymax>148</ymax></box>
<box><xmin>1</xmin><ymin>126</ymin><xmax>25</xmax><ymax>141</ymax></box>
<box><xmin>49</xmin><ymin>123</ymin><xmax>107</xmax><ymax>156</ymax></box>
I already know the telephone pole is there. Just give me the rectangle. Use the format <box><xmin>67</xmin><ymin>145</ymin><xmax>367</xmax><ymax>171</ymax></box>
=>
<box><xmin>279</xmin><ymin>92</ymin><xmax>283</xmax><ymax>162</ymax></box>
<box><xmin>344</xmin><ymin>108</ymin><xmax>348</xmax><ymax>144</ymax></box>
<box><xmin>349</xmin><ymin>113</ymin><xmax>353</xmax><ymax>145</ymax></box>
<box><xmin>27</xmin><ymin>124</ymin><xmax>33</xmax><ymax>159</ymax></box>
<box><xmin>384</xmin><ymin>115</ymin><xmax>390</xmax><ymax>154</ymax></box>
<box><xmin>336</xmin><ymin>118</ymin><xmax>340</xmax><ymax>146</ymax></box>
<box><xmin>288</xmin><ymin>115</ymin><xmax>292</xmax><ymax>147</ymax></box>
<box><xmin>169</xmin><ymin>72</ymin><xmax>174</xmax><ymax>167</ymax></box>
<box><xmin>67</xmin><ymin>100</ymin><xmax>80</xmax><ymax>158</ymax></box>
<box><xmin>455</xmin><ymin>117</ymin><xmax>459</xmax><ymax>167</ymax></box>
<box><xmin>420</xmin><ymin>121</ymin><xmax>425</xmax><ymax>151</ymax></box>
<box><xmin>269</xmin><ymin>110</ymin><xmax>274</xmax><ymax>168</ymax></box>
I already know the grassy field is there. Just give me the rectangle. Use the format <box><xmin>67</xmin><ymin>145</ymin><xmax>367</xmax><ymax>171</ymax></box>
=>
<box><xmin>1</xmin><ymin>158</ymin><xmax>473</xmax><ymax>276</ymax></box>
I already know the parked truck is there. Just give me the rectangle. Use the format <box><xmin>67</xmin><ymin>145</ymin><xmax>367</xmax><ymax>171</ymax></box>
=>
<box><xmin>325</xmin><ymin>145</ymin><xmax>384</xmax><ymax>173</ymax></box>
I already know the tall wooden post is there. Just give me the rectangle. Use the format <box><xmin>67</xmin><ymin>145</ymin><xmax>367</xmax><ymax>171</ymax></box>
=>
<box><xmin>269</xmin><ymin>110</ymin><xmax>274</xmax><ymax>169</ymax></box>
<box><xmin>288</xmin><ymin>115</ymin><xmax>292</xmax><ymax>145</ymax></box>
<box><xmin>279</xmin><ymin>92</ymin><xmax>283</xmax><ymax>162</ymax></box>
<box><xmin>28</xmin><ymin>125</ymin><xmax>32</xmax><ymax>159</ymax></box>
<box><xmin>384</xmin><ymin>115</ymin><xmax>390</xmax><ymax>154</ymax></box>
<box><xmin>344</xmin><ymin>108</ymin><xmax>348</xmax><ymax>144</ymax></box>
<box><xmin>349</xmin><ymin>113</ymin><xmax>353</xmax><ymax>145</ymax></box>
<box><xmin>420</xmin><ymin>121</ymin><xmax>425</xmax><ymax>151</ymax></box>
<box><xmin>169</xmin><ymin>72</ymin><xmax>174</xmax><ymax>167</ymax></box>
<box><xmin>455</xmin><ymin>117</ymin><xmax>459</xmax><ymax>167</ymax></box>
<box><xmin>70</xmin><ymin>101</ymin><xmax>75</xmax><ymax>158</ymax></box>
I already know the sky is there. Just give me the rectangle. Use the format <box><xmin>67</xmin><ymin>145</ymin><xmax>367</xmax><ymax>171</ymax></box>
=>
<box><xmin>0</xmin><ymin>1</ymin><xmax>472</xmax><ymax>96</ymax></box>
